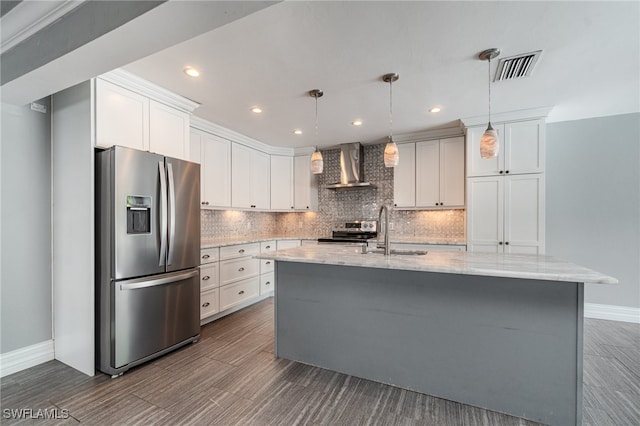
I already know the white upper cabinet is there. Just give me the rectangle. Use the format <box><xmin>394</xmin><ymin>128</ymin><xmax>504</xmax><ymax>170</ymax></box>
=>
<box><xmin>393</xmin><ymin>143</ymin><xmax>416</xmax><ymax>208</ymax></box>
<box><xmin>270</xmin><ymin>155</ymin><xmax>294</xmax><ymax>210</ymax></box>
<box><xmin>149</xmin><ymin>100</ymin><xmax>190</xmax><ymax>160</ymax></box>
<box><xmin>94</xmin><ymin>73</ymin><xmax>196</xmax><ymax>161</ymax></box>
<box><xmin>439</xmin><ymin>137</ymin><xmax>466</xmax><ymax>207</ymax></box>
<box><xmin>190</xmin><ymin>129</ymin><xmax>231</xmax><ymax>208</ymax></box>
<box><xmin>293</xmin><ymin>155</ymin><xmax>318</xmax><ymax>211</ymax></box>
<box><xmin>467</xmin><ymin>118</ymin><xmax>544</xmax><ymax>177</ymax></box>
<box><xmin>467</xmin><ymin>174</ymin><xmax>544</xmax><ymax>254</ymax></box>
<box><xmin>95</xmin><ymin>79</ymin><xmax>149</xmax><ymax>151</ymax></box>
<box><xmin>232</xmin><ymin>143</ymin><xmax>270</xmax><ymax>210</ymax></box>
<box><xmin>415</xmin><ymin>140</ymin><xmax>441</xmax><ymax>207</ymax></box>
<box><xmin>394</xmin><ymin>136</ymin><xmax>465</xmax><ymax>209</ymax></box>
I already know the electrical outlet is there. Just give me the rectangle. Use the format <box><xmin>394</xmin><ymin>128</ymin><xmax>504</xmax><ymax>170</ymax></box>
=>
<box><xmin>389</xmin><ymin>222</ymin><xmax>394</xmax><ymax>231</ymax></box>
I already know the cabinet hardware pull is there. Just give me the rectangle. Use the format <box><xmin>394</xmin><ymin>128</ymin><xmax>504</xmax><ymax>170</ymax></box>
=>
<box><xmin>265</xmin><ymin>245</ymin><xmax>270</xmax><ymax>249</ymax></box>
<box><xmin>238</xmin><ymin>290</ymin><xmax>245</xmax><ymax>295</ymax></box>
<box><xmin>206</xmin><ymin>202</ymin><xmax>210</xmax><ymax>205</ymax></box>
<box><xmin>266</xmin><ymin>261</ymin><xmax>271</xmax><ymax>265</ymax></box>
<box><xmin>505</xmin><ymin>170</ymin><xmax>509</xmax><ymax>174</ymax></box>
<box><xmin>202</xmin><ymin>276</ymin><xmax>210</xmax><ymax>280</ymax></box>
<box><xmin>202</xmin><ymin>254</ymin><xmax>210</xmax><ymax>259</ymax></box>
<box><xmin>266</xmin><ymin>282</ymin><xmax>271</xmax><ymax>286</ymax></box>
<box><xmin>202</xmin><ymin>302</ymin><xmax>210</xmax><ymax>307</ymax></box>
<box><xmin>201</xmin><ymin>202</ymin><xmax>206</xmax><ymax>205</ymax></box>
<box><xmin>499</xmin><ymin>242</ymin><xmax>503</xmax><ymax>245</ymax></box>
<box><xmin>306</xmin><ymin>206</ymin><xmax>309</xmax><ymax>209</ymax></box>
<box><xmin>291</xmin><ymin>206</ymin><xmax>294</xmax><ymax>209</ymax></box>
<box><xmin>239</xmin><ymin>249</ymin><xmax>245</xmax><ymax>253</ymax></box>
<box><xmin>500</xmin><ymin>170</ymin><xmax>504</xmax><ymax>174</ymax></box>
<box><xmin>238</xmin><ymin>267</ymin><xmax>245</xmax><ymax>272</ymax></box>
<box><xmin>505</xmin><ymin>242</ymin><xmax>510</xmax><ymax>245</ymax></box>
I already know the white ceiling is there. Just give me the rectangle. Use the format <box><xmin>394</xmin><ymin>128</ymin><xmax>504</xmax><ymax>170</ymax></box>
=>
<box><xmin>75</xmin><ymin>2</ymin><xmax>640</xmax><ymax>149</ymax></box>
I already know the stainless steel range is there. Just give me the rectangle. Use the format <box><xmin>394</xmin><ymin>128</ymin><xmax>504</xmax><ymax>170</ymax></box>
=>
<box><xmin>318</xmin><ymin>221</ymin><xmax>378</xmax><ymax>244</ymax></box>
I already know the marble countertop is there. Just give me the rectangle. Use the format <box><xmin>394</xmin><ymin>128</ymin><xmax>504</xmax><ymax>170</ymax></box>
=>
<box><xmin>201</xmin><ymin>235</ymin><xmax>315</xmax><ymax>249</ymax></box>
<box><xmin>254</xmin><ymin>244</ymin><xmax>618</xmax><ymax>285</ymax></box>
<box><xmin>202</xmin><ymin>235</ymin><xmax>466</xmax><ymax>248</ymax></box>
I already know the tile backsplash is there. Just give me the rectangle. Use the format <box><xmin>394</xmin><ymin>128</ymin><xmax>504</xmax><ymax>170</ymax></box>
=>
<box><xmin>202</xmin><ymin>143</ymin><xmax>465</xmax><ymax>241</ymax></box>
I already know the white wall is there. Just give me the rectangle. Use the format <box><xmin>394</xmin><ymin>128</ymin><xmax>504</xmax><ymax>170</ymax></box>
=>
<box><xmin>546</xmin><ymin>113</ymin><xmax>640</xmax><ymax>310</ymax></box>
<box><xmin>0</xmin><ymin>99</ymin><xmax>53</xmax><ymax>353</ymax></box>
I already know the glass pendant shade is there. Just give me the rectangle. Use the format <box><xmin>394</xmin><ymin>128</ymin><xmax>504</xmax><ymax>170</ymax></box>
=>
<box><xmin>310</xmin><ymin>147</ymin><xmax>324</xmax><ymax>174</ymax></box>
<box><xmin>480</xmin><ymin>123</ymin><xmax>499</xmax><ymax>159</ymax></box>
<box><xmin>384</xmin><ymin>139</ymin><xmax>399</xmax><ymax>167</ymax></box>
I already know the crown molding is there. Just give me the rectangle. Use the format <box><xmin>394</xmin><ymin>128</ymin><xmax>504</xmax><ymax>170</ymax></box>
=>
<box><xmin>98</xmin><ymin>68</ymin><xmax>200</xmax><ymax>113</ymax></box>
<box><xmin>1</xmin><ymin>0</ymin><xmax>85</xmax><ymax>54</ymax></box>
<box><xmin>191</xmin><ymin>115</ymin><xmax>293</xmax><ymax>156</ymax></box>
<box><xmin>294</xmin><ymin>147</ymin><xmax>316</xmax><ymax>156</ymax></box>
<box><xmin>460</xmin><ymin>106</ymin><xmax>553</xmax><ymax>128</ymax></box>
<box><xmin>393</xmin><ymin>122</ymin><xmax>465</xmax><ymax>144</ymax></box>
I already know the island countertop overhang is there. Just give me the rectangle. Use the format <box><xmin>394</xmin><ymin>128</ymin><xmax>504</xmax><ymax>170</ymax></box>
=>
<box><xmin>255</xmin><ymin>244</ymin><xmax>618</xmax><ymax>285</ymax></box>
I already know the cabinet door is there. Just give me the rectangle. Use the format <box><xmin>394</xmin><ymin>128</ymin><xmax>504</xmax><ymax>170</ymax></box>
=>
<box><xmin>149</xmin><ymin>100</ymin><xmax>190</xmax><ymax>160</ymax></box>
<box><xmin>270</xmin><ymin>155</ymin><xmax>293</xmax><ymax>210</ymax></box>
<box><xmin>504</xmin><ymin>174</ymin><xmax>545</xmax><ymax>254</ymax></box>
<box><xmin>231</xmin><ymin>143</ymin><xmax>252</xmax><ymax>208</ymax></box>
<box><xmin>189</xmin><ymin>131</ymin><xmax>205</xmax><ymax>206</ymax></box>
<box><xmin>415</xmin><ymin>140</ymin><xmax>440</xmax><ymax>207</ymax></box>
<box><xmin>466</xmin><ymin>176</ymin><xmax>504</xmax><ymax>253</ymax></box>
<box><xmin>294</xmin><ymin>155</ymin><xmax>318</xmax><ymax>210</ymax></box>
<box><xmin>504</xmin><ymin>119</ymin><xmax>544</xmax><ymax>175</ymax></box>
<box><xmin>393</xmin><ymin>143</ymin><xmax>416</xmax><ymax>207</ymax></box>
<box><xmin>466</xmin><ymin>125</ymin><xmax>504</xmax><ymax>177</ymax></box>
<box><xmin>95</xmin><ymin>79</ymin><xmax>149</xmax><ymax>151</ymax></box>
<box><xmin>202</xmin><ymin>133</ymin><xmax>231</xmax><ymax>208</ymax></box>
<box><xmin>251</xmin><ymin>150</ymin><xmax>271</xmax><ymax>209</ymax></box>
<box><xmin>439</xmin><ymin>137</ymin><xmax>465</xmax><ymax>207</ymax></box>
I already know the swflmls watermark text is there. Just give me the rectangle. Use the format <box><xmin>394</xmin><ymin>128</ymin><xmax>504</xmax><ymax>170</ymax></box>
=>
<box><xmin>2</xmin><ymin>408</ymin><xmax>70</xmax><ymax>420</ymax></box>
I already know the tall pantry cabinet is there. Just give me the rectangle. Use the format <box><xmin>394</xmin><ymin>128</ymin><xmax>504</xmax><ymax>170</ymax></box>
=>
<box><xmin>465</xmin><ymin>118</ymin><xmax>545</xmax><ymax>254</ymax></box>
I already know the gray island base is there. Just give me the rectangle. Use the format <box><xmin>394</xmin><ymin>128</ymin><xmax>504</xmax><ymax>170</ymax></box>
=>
<box><xmin>264</xmin><ymin>247</ymin><xmax>618</xmax><ymax>426</ymax></box>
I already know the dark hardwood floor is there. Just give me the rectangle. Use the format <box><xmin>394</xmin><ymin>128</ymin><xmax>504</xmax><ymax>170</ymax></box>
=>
<box><xmin>2</xmin><ymin>298</ymin><xmax>639</xmax><ymax>425</ymax></box>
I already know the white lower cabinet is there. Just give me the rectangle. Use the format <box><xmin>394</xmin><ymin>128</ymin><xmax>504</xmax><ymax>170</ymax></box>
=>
<box><xmin>219</xmin><ymin>277</ymin><xmax>260</xmax><ymax>311</ymax></box>
<box><xmin>200</xmin><ymin>288</ymin><xmax>220</xmax><ymax>319</ymax></box>
<box><xmin>260</xmin><ymin>273</ymin><xmax>275</xmax><ymax>295</ymax></box>
<box><xmin>467</xmin><ymin>174</ymin><xmax>545</xmax><ymax>254</ymax></box>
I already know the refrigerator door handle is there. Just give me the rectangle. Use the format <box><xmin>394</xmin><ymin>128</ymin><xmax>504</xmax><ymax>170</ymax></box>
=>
<box><xmin>167</xmin><ymin>162</ymin><xmax>176</xmax><ymax>266</ymax></box>
<box><xmin>119</xmin><ymin>269</ymin><xmax>199</xmax><ymax>291</ymax></box>
<box><xmin>158</xmin><ymin>161</ymin><xmax>168</xmax><ymax>266</ymax></box>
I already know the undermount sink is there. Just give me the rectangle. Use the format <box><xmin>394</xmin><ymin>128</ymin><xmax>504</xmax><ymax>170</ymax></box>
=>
<box><xmin>364</xmin><ymin>248</ymin><xmax>428</xmax><ymax>256</ymax></box>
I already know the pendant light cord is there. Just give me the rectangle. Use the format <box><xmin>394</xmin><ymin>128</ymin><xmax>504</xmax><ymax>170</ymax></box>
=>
<box><xmin>389</xmin><ymin>79</ymin><xmax>393</xmax><ymax>142</ymax></box>
<box><xmin>315</xmin><ymin>95</ymin><xmax>319</xmax><ymax>137</ymax></box>
<box><xmin>487</xmin><ymin>57</ymin><xmax>492</xmax><ymax>124</ymax></box>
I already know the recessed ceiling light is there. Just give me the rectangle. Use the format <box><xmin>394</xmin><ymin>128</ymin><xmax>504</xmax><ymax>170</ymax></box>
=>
<box><xmin>251</xmin><ymin>106</ymin><xmax>263</xmax><ymax>114</ymax></box>
<box><xmin>293</xmin><ymin>129</ymin><xmax>303</xmax><ymax>135</ymax></box>
<box><xmin>183</xmin><ymin>66</ymin><xmax>200</xmax><ymax>78</ymax></box>
<box><xmin>352</xmin><ymin>120</ymin><xmax>363</xmax><ymax>126</ymax></box>
<box><xmin>429</xmin><ymin>107</ymin><xmax>441</xmax><ymax>113</ymax></box>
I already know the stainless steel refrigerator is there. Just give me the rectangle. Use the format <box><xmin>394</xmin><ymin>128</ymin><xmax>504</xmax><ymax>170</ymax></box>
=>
<box><xmin>95</xmin><ymin>146</ymin><xmax>201</xmax><ymax>376</ymax></box>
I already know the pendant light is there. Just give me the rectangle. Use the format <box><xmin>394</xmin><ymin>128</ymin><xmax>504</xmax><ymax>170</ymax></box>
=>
<box><xmin>309</xmin><ymin>89</ymin><xmax>324</xmax><ymax>174</ymax></box>
<box><xmin>479</xmin><ymin>48</ymin><xmax>500</xmax><ymax>159</ymax></box>
<box><xmin>382</xmin><ymin>73</ymin><xmax>399</xmax><ymax>167</ymax></box>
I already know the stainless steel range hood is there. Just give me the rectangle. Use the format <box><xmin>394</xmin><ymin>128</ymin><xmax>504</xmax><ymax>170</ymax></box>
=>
<box><xmin>324</xmin><ymin>142</ymin><xmax>376</xmax><ymax>189</ymax></box>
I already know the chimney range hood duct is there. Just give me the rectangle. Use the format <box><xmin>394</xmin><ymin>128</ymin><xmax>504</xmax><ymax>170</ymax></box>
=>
<box><xmin>324</xmin><ymin>142</ymin><xmax>376</xmax><ymax>189</ymax></box>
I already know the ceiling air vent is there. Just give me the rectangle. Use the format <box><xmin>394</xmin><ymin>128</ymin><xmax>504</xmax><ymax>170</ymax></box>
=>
<box><xmin>494</xmin><ymin>50</ymin><xmax>542</xmax><ymax>81</ymax></box>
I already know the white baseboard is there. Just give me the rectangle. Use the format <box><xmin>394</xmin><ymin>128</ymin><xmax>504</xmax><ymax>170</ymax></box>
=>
<box><xmin>584</xmin><ymin>303</ymin><xmax>640</xmax><ymax>324</ymax></box>
<box><xmin>0</xmin><ymin>340</ymin><xmax>54</xmax><ymax>378</ymax></box>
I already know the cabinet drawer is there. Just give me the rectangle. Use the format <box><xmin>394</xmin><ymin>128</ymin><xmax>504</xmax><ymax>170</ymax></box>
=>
<box><xmin>219</xmin><ymin>277</ymin><xmax>260</xmax><ymax>311</ymax></box>
<box><xmin>260</xmin><ymin>272</ymin><xmax>275</xmax><ymax>295</ymax></box>
<box><xmin>277</xmin><ymin>239</ymin><xmax>301</xmax><ymax>250</ymax></box>
<box><xmin>220</xmin><ymin>257</ymin><xmax>259</xmax><ymax>285</ymax></box>
<box><xmin>260</xmin><ymin>258</ymin><xmax>274</xmax><ymax>274</ymax></box>
<box><xmin>200</xmin><ymin>263</ymin><xmax>219</xmax><ymax>291</ymax></box>
<box><xmin>200</xmin><ymin>288</ymin><xmax>220</xmax><ymax>319</ymax></box>
<box><xmin>220</xmin><ymin>243</ymin><xmax>259</xmax><ymax>260</ymax></box>
<box><xmin>200</xmin><ymin>247</ymin><xmax>219</xmax><ymax>264</ymax></box>
<box><xmin>260</xmin><ymin>240</ymin><xmax>276</xmax><ymax>253</ymax></box>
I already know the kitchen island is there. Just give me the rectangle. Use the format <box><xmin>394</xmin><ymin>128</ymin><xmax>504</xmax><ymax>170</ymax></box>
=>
<box><xmin>257</xmin><ymin>245</ymin><xmax>617</xmax><ymax>426</ymax></box>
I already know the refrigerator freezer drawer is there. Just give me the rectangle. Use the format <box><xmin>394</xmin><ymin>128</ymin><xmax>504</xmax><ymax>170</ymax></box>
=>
<box><xmin>114</xmin><ymin>269</ymin><xmax>200</xmax><ymax>369</ymax></box>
